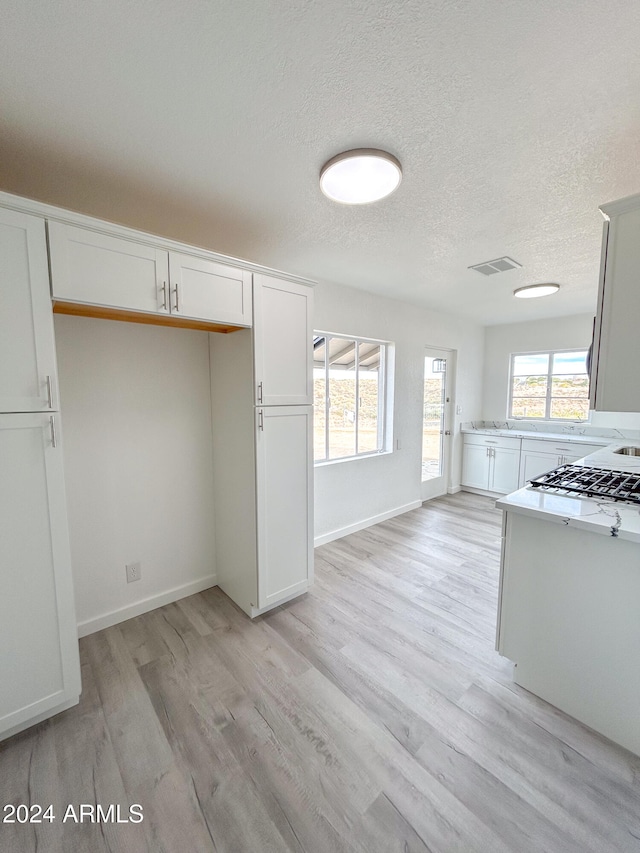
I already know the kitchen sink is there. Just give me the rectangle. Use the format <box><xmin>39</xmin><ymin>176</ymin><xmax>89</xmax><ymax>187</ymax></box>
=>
<box><xmin>614</xmin><ymin>446</ymin><xmax>640</xmax><ymax>456</ymax></box>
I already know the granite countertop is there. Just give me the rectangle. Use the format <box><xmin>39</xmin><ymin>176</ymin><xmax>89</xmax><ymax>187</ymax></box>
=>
<box><xmin>496</xmin><ymin>440</ymin><xmax>640</xmax><ymax>543</ymax></box>
<box><xmin>461</xmin><ymin>427</ymin><xmax>610</xmax><ymax>445</ymax></box>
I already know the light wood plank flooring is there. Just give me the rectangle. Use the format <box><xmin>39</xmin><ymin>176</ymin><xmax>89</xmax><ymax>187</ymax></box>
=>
<box><xmin>2</xmin><ymin>492</ymin><xmax>639</xmax><ymax>852</ymax></box>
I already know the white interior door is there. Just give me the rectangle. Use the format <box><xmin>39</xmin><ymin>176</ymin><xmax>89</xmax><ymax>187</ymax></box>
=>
<box><xmin>421</xmin><ymin>347</ymin><xmax>453</xmax><ymax>501</ymax></box>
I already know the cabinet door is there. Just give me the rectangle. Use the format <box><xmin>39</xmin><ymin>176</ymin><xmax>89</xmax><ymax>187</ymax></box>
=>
<box><xmin>461</xmin><ymin>442</ymin><xmax>490</xmax><ymax>489</ymax></box>
<box><xmin>255</xmin><ymin>406</ymin><xmax>313</xmax><ymax>610</ymax></box>
<box><xmin>518</xmin><ymin>450</ymin><xmax>559</xmax><ymax>488</ymax></box>
<box><xmin>592</xmin><ymin>204</ymin><xmax>640</xmax><ymax>412</ymax></box>
<box><xmin>253</xmin><ymin>274</ymin><xmax>313</xmax><ymax>405</ymax></box>
<box><xmin>0</xmin><ymin>210</ymin><xmax>57</xmax><ymax>413</ymax></box>
<box><xmin>490</xmin><ymin>447</ymin><xmax>521</xmax><ymax>494</ymax></box>
<box><xmin>0</xmin><ymin>414</ymin><xmax>80</xmax><ymax>737</ymax></box>
<box><xmin>169</xmin><ymin>253</ymin><xmax>252</xmax><ymax>326</ymax></box>
<box><xmin>49</xmin><ymin>221</ymin><xmax>169</xmax><ymax>315</ymax></box>
<box><xmin>561</xmin><ymin>454</ymin><xmax>581</xmax><ymax>465</ymax></box>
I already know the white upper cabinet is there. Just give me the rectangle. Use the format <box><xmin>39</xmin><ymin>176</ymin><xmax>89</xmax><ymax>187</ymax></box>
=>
<box><xmin>49</xmin><ymin>222</ymin><xmax>168</xmax><ymax>315</ymax></box>
<box><xmin>169</xmin><ymin>252</ymin><xmax>251</xmax><ymax>326</ymax></box>
<box><xmin>591</xmin><ymin>196</ymin><xmax>640</xmax><ymax>412</ymax></box>
<box><xmin>0</xmin><ymin>209</ymin><xmax>58</xmax><ymax>413</ymax></box>
<box><xmin>48</xmin><ymin>221</ymin><xmax>252</xmax><ymax>329</ymax></box>
<box><xmin>253</xmin><ymin>274</ymin><xmax>313</xmax><ymax>405</ymax></box>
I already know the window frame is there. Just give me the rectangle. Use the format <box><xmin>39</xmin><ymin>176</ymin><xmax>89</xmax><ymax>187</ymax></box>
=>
<box><xmin>508</xmin><ymin>347</ymin><xmax>590</xmax><ymax>422</ymax></box>
<box><xmin>313</xmin><ymin>330</ymin><xmax>393</xmax><ymax>465</ymax></box>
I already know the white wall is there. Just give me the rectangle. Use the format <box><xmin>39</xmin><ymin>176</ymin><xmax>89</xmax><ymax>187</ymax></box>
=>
<box><xmin>54</xmin><ymin>315</ymin><xmax>217</xmax><ymax>635</ymax></box>
<box><xmin>313</xmin><ymin>280</ymin><xmax>485</xmax><ymax>544</ymax></box>
<box><xmin>482</xmin><ymin>314</ymin><xmax>593</xmax><ymax>422</ymax></box>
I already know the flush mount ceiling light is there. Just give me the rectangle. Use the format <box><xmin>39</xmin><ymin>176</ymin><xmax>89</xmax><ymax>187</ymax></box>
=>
<box><xmin>319</xmin><ymin>149</ymin><xmax>402</xmax><ymax>204</ymax></box>
<box><xmin>513</xmin><ymin>283</ymin><xmax>560</xmax><ymax>299</ymax></box>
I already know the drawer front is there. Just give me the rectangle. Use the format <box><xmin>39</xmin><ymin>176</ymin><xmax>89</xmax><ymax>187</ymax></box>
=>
<box><xmin>464</xmin><ymin>433</ymin><xmax>521</xmax><ymax>451</ymax></box>
<box><xmin>520</xmin><ymin>438</ymin><xmax>606</xmax><ymax>456</ymax></box>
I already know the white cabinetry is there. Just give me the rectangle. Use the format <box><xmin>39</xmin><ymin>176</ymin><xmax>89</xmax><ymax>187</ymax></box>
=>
<box><xmin>461</xmin><ymin>434</ymin><xmax>521</xmax><ymax>494</ymax></box>
<box><xmin>591</xmin><ymin>195</ymin><xmax>640</xmax><ymax>412</ymax></box>
<box><xmin>0</xmin><ymin>208</ymin><xmax>80</xmax><ymax>741</ymax></box>
<box><xmin>211</xmin><ymin>276</ymin><xmax>314</xmax><ymax>617</ymax></box>
<box><xmin>253</xmin><ymin>273</ymin><xmax>313</xmax><ymax>405</ymax></box>
<box><xmin>518</xmin><ymin>439</ymin><xmax>606</xmax><ymax>487</ymax></box>
<box><xmin>256</xmin><ymin>406</ymin><xmax>313</xmax><ymax>610</ymax></box>
<box><xmin>0</xmin><ymin>415</ymin><xmax>80</xmax><ymax>738</ymax></box>
<box><xmin>0</xmin><ymin>210</ymin><xmax>58</xmax><ymax>413</ymax></box>
<box><xmin>169</xmin><ymin>252</ymin><xmax>251</xmax><ymax>326</ymax></box>
<box><xmin>48</xmin><ymin>222</ymin><xmax>252</xmax><ymax>329</ymax></box>
<box><xmin>497</xmin><ymin>510</ymin><xmax>640</xmax><ymax>756</ymax></box>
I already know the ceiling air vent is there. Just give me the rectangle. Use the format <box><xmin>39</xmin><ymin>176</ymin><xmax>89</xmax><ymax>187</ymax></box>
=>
<box><xmin>468</xmin><ymin>257</ymin><xmax>522</xmax><ymax>276</ymax></box>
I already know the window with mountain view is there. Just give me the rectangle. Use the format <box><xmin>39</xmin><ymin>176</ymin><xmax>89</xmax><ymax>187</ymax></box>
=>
<box><xmin>313</xmin><ymin>333</ymin><xmax>392</xmax><ymax>462</ymax></box>
<box><xmin>509</xmin><ymin>350</ymin><xmax>589</xmax><ymax>421</ymax></box>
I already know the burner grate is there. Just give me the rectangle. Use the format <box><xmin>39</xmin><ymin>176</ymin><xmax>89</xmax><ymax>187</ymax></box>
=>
<box><xmin>529</xmin><ymin>464</ymin><xmax>640</xmax><ymax>504</ymax></box>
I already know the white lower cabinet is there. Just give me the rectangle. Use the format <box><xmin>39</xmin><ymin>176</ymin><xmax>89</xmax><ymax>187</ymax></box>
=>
<box><xmin>461</xmin><ymin>434</ymin><xmax>521</xmax><ymax>494</ymax></box>
<box><xmin>463</xmin><ymin>433</ymin><xmax>609</xmax><ymax>495</ymax></box>
<box><xmin>517</xmin><ymin>439</ymin><xmax>607</xmax><ymax>488</ymax></box>
<box><xmin>256</xmin><ymin>406</ymin><xmax>313</xmax><ymax>610</ymax></box>
<box><xmin>497</xmin><ymin>510</ymin><xmax>640</xmax><ymax>756</ymax></box>
<box><xmin>0</xmin><ymin>414</ymin><xmax>80</xmax><ymax>740</ymax></box>
<box><xmin>518</xmin><ymin>450</ymin><xmax>560</xmax><ymax>486</ymax></box>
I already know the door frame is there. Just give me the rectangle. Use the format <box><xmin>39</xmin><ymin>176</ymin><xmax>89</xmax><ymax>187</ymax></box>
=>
<box><xmin>421</xmin><ymin>346</ymin><xmax>456</xmax><ymax>502</ymax></box>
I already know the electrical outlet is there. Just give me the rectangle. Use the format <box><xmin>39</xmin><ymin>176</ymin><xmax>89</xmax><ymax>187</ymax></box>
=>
<box><xmin>126</xmin><ymin>562</ymin><xmax>141</xmax><ymax>583</ymax></box>
<box><xmin>456</xmin><ymin>404</ymin><xmax>463</xmax><ymax>415</ymax></box>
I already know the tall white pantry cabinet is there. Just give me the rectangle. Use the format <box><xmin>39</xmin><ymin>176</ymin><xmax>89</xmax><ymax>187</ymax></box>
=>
<box><xmin>210</xmin><ymin>274</ymin><xmax>314</xmax><ymax>616</ymax></box>
<box><xmin>0</xmin><ymin>207</ymin><xmax>81</xmax><ymax>740</ymax></box>
<box><xmin>0</xmin><ymin>191</ymin><xmax>314</xmax><ymax>740</ymax></box>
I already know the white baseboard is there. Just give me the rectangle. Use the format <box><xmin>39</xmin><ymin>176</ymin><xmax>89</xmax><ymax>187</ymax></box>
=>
<box><xmin>448</xmin><ymin>485</ymin><xmax>462</xmax><ymax>494</ymax></box>
<box><xmin>77</xmin><ymin>574</ymin><xmax>217</xmax><ymax>638</ymax></box>
<box><xmin>460</xmin><ymin>485</ymin><xmax>503</xmax><ymax>498</ymax></box>
<box><xmin>314</xmin><ymin>500</ymin><xmax>422</xmax><ymax>547</ymax></box>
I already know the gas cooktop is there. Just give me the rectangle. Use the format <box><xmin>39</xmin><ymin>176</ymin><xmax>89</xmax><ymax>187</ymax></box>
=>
<box><xmin>529</xmin><ymin>464</ymin><xmax>640</xmax><ymax>505</ymax></box>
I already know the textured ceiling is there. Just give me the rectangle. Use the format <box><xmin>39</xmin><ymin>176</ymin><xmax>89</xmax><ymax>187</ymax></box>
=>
<box><xmin>2</xmin><ymin>0</ymin><xmax>640</xmax><ymax>325</ymax></box>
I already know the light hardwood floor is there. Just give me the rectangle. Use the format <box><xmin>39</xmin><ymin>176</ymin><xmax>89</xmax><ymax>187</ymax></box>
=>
<box><xmin>2</xmin><ymin>492</ymin><xmax>639</xmax><ymax>852</ymax></box>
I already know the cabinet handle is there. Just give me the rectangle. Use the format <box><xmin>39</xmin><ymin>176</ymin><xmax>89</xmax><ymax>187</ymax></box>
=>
<box><xmin>258</xmin><ymin>410</ymin><xmax>264</xmax><ymax>431</ymax></box>
<box><xmin>485</xmin><ymin>440</ymin><xmax>498</xmax><ymax>443</ymax></box>
<box><xmin>257</xmin><ymin>381</ymin><xmax>263</xmax><ymax>404</ymax></box>
<box><xmin>45</xmin><ymin>374</ymin><xmax>54</xmax><ymax>409</ymax></box>
<box><xmin>173</xmin><ymin>283</ymin><xmax>180</xmax><ymax>312</ymax></box>
<box><xmin>49</xmin><ymin>416</ymin><xmax>57</xmax><ymax>448</ymax></box>
<box><xmin>161</xmin><ymin>281</ymin><xmax>168</xmax><ymax>310</ymax></box>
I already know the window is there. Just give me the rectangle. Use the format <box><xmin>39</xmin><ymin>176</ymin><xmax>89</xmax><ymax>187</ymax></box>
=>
<box><xmin>313</xmin><ymin>332</ymin><xmax>392</xmax><ymax>462</ymax></box>
<box><xmin>509</xmin><ymin>349</ymin><xmax>589</xmax><ymax>421</ymax></box>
